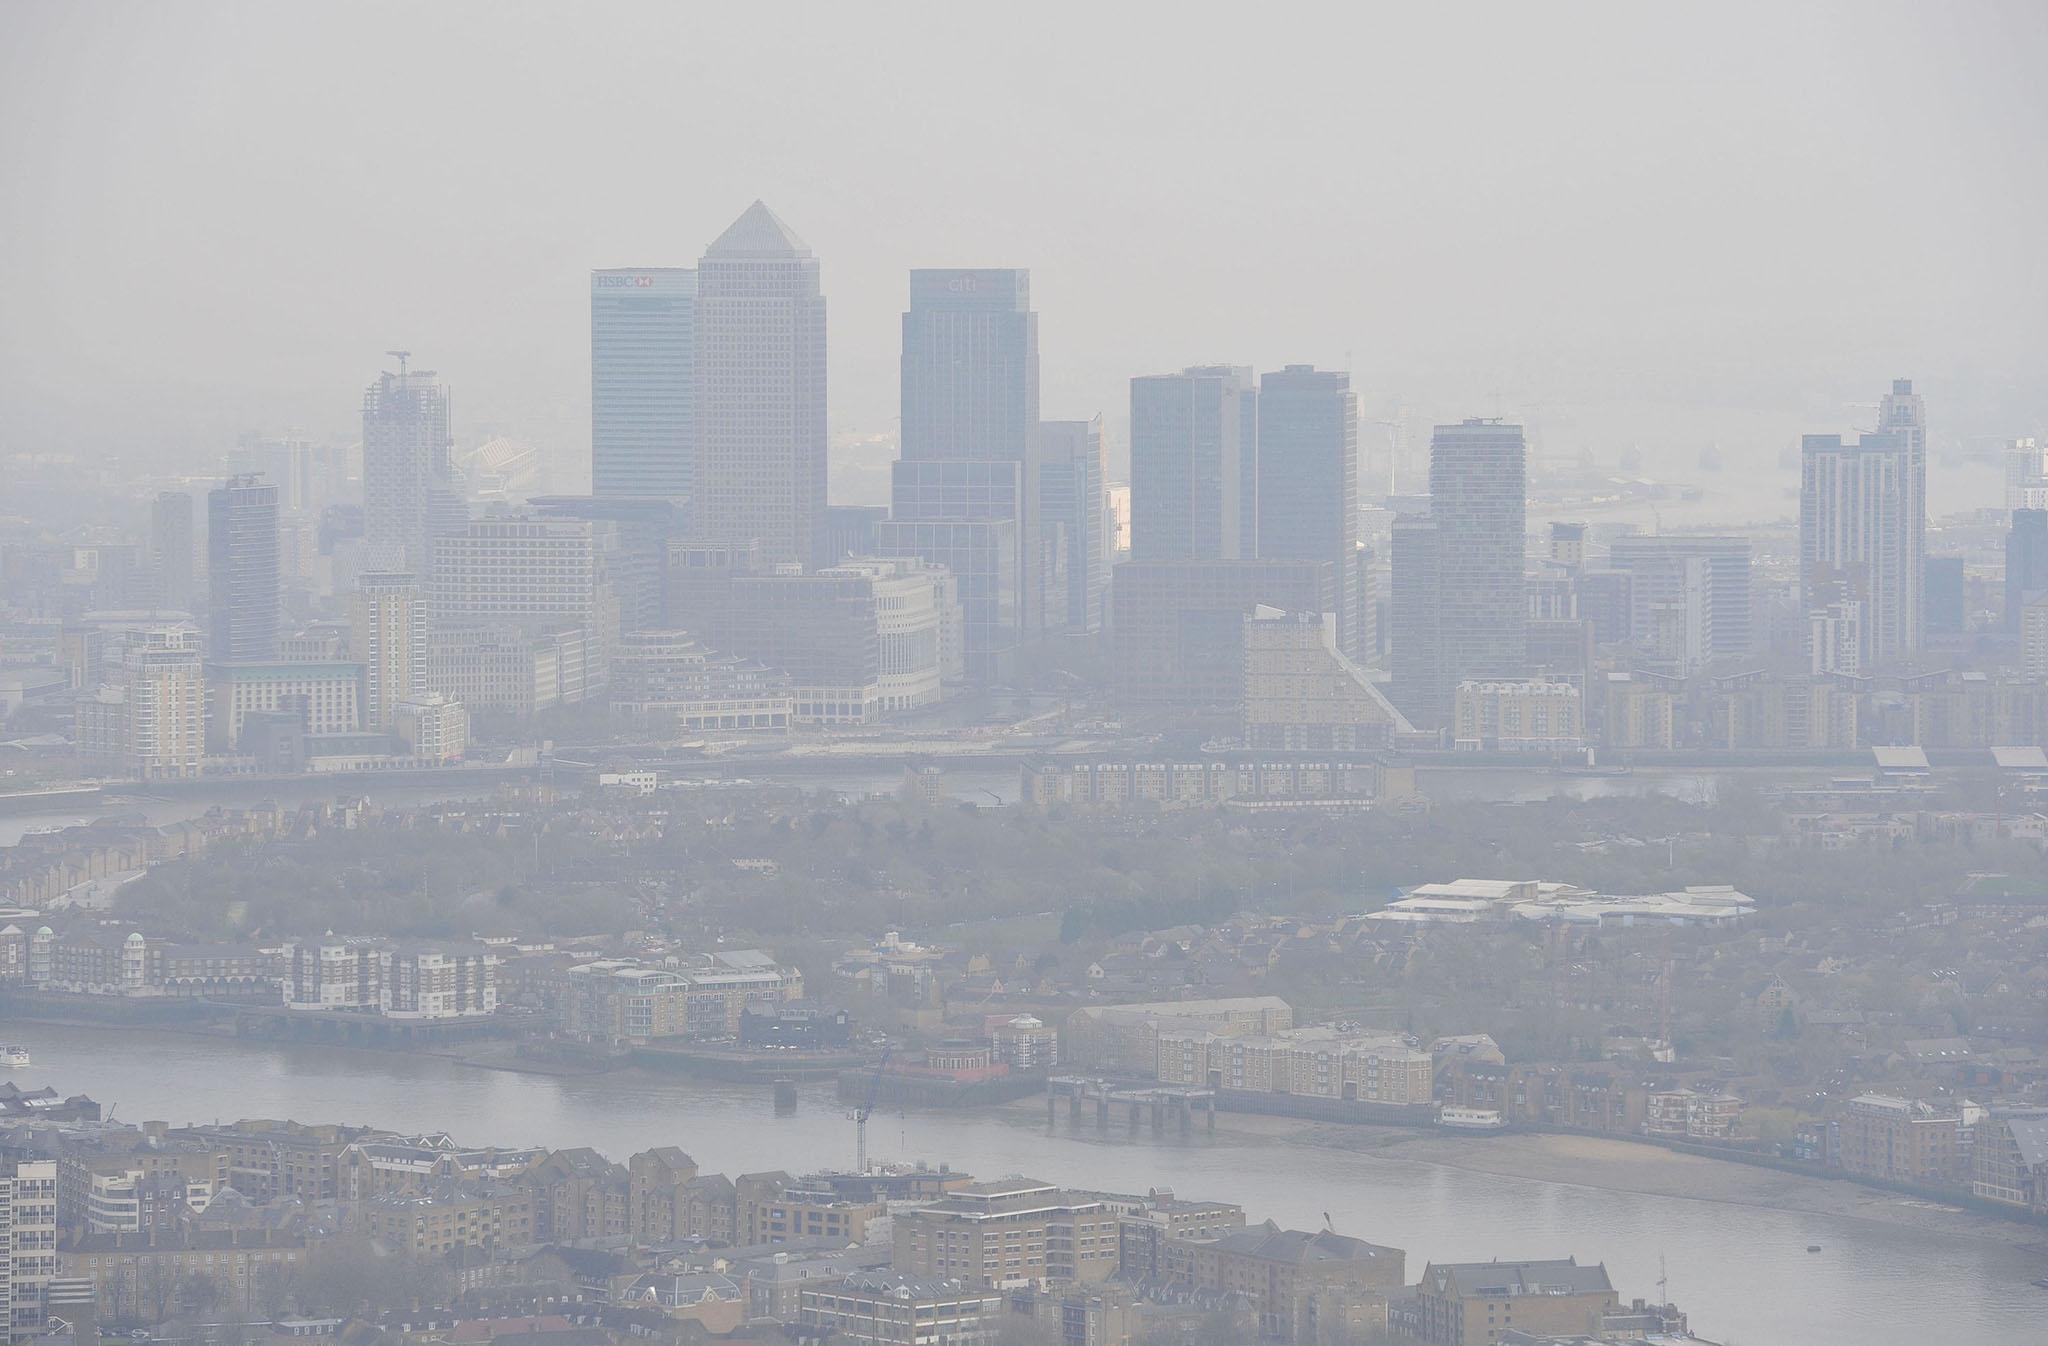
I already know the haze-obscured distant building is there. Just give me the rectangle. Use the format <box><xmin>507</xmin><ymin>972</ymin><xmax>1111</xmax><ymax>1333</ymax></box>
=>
<box><xmin>362</xmin><ymin>358</ymin><xmax>461</xmax><ymax>576</ymax></box>
<box><xmin>1111</xmin><ymin>559</ymin><xmax>1330</xmax><ymax>710</ymax></box>
<box><xmin>1800</xmin><ymin>380</ymin><xmax>1925</xmax><ymax>665</ymax></box>
<box><xmin>207</xmin><ymin>475</ymin><xmax>280</xmax><ymax>664</ymax></box>
<box><xmin>883</xmin><ymin>268</ymin><xmax>1040</xmax><ymax>676</ymax></box>
<box><xmin>1130</xmin><ymin>365</ymin><xmax>1257</xmax><ymax>562</ymax></box>
<box><xmin>592</xmin><ymin>267</ymin><xmax>697</xmax><ymax>503</ymax></box>
<box><xmin>666</xmin><ymin>547</ymin><xmax>951</xmax><ymax>722</ymax></box>
<box><xmin>1037</xmin><ymin>416</ymin><xmax>1109</xmax><ymax>634</ymax></box>
<box><xmin>1242</xmin><ymin>607</ymin><xmax>1410</xmax><ymax>750</ymax></box>
<box><xmin>692</xmin><ymin>202</ymin><xmax>828</xmax><ymax>569</ymax></box>
<box><xmin>348</xmin><ymin>572</ymin><xmax>425</xmax><ymax>732</ymax></box>
<box><xmin>1257</xmin><ymin>366</ymin><xmax>1361</xmax><ymax>657</ymax></box>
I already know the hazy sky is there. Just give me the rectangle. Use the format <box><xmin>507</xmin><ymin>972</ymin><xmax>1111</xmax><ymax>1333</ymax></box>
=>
<box><xmin>3</xmin><ymin>1</ymin><xmax>2045</xmax><ymax>489</ymax></box>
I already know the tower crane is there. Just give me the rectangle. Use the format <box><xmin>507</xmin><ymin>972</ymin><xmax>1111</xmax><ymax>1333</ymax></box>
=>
<box><xmin>854</xmin><ymin>1044</ymin><xmax>892</xmax><ymax>1174</ymax></box>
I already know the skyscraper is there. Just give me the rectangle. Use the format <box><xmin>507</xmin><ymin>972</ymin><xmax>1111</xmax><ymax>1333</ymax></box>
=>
<box><xmin>1800</xmin><ymin>381</ymin><xmax>1926</xmax><ymax>666</ymax></box>
<box><xmin>1428</xmin><ymin>419</ymin><xmax>1528</xmax><ymax>708</ymax></box>
<box><xmin>1388</xmin><ymin>515</ymin><xmax>1444</xmax><ymax>727</ymax></box>
<box><xmin>1036</xmin><ymin>416</ymin><xmax>1109</xmax><ymax>634</ymax></box>
<box><xmin>591</xmin><ymin>267</ymin><xmax>696</xmax><ymax>503</ymax></box>
<box><xmin>206</xmin><ymin>474</ymin><xmax>280</xmax><ymax>663</ymax></box>
<box><xmin>885</xmin><ymin>268</ymin><xmax>1041</xmax><ymax>673</ymax></box>
<box><xmin>150</xmin><ymin>490</ymin><xmax>194</xmax><ymax>611</ymax></box>
<box><xmin>2006</xmin><ymin>509</ymin><xmax>2048</xmax><ymax>631</ymax></box>
<box><xmin>1881</xmin><ymin>377</ymin><xmax>1927</xmax><ymax>653</ymax></box>
<box><xmin>692</xmin><ymin>201</ymin><xmax>828</xmax><ymax>569</ymax></box>
<box><xmin>363</xmin><ymin>356</ymin><xmax>459</xmax><ymax>576</ymax></box>
<box><xmin>1256</xmin><ymin>366</ymin><xmax>1359</xmax><ymax>655</ymax></box>
<box><xmin>1129</xmin><ymin>365</ymin><xmax>1255</xmax><ymax>562</ymax></box>
<box><xmin>1606</xmin><ymin>536</ymin><xmax>1752</xmax><ymax>661</ymax></box>
<box><xmin>349</xmin><ymin>572</ymin><xmax>427</xmax><ymax>732</ymax></box>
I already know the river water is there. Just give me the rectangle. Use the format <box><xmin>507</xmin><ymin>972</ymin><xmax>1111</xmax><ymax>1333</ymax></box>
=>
<box><xmin>9</xmin><ymin>1024</ymin><xmax>2044</xmax><ymax>1345</ymax></box>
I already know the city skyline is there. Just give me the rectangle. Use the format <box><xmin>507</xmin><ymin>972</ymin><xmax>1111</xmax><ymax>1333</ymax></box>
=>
<box><xmin>5</xmin><ymin>6</ymin><xmax>2044</xmax><ymax>482</ymax></box>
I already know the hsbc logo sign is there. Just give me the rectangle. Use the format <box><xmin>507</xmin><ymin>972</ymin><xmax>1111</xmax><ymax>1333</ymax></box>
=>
<box><xmin>594</xmin><ymin>274</ymin><xmax>658</xmax><ymax>288</ymax></box>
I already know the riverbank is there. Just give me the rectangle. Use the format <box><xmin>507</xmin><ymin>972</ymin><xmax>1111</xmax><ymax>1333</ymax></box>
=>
<box><xmin>1324</xmin><ymin>1127</ymin><xmax>2048</xmax><ymax>1252</ymax></box>
<box><xmin>1002</xmin><ymin>1093</ymin><xmax>2048</xmax><ymax>1252</ymax></box>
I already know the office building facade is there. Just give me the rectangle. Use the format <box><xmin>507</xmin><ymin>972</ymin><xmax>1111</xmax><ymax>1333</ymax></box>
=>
<box><xmin>1389</xmin><ymin>516</ymin><xmax>1444</xmax><ymax>727</ymax></box>
<box><xmin>692</xmin><ymin>201</ymin><xmax>828</xmax><ymax>569</ymax></box>
<box><xmin>1605</xmin><ymin>535</ymin><xmax>1751</xmax><ymax>661</ymax></box>
<box><xmin>889</xmin><ymin>268</ymin><xmax>1041</xmax><ymax>673</ymax></box>
<box><xmin>206</xmin><ymin>475</ymin><xmax>281</xmax><ymax>664</ymax></box>
<box><xmin>591</xmin><ymin>267</ymin><xmax>696</xmax><ymax>503</ymax></box>
<box><xmin>1429</xmin><ymin>419</ymin><xmax>1527</xmax><ymax>692</ymax></box>
<box><xmin>2006</xmin><ymin>509</ymin><xmax>2048</xmax><ymax>632</ymax></box>
<box><xmin>1130</xmin><ymin>365</ymin><xmax>1256</xmax><ymax>563</ymax></box>
<box><xmin>1111</xmin><ymin>559</ymin><xmax>1331</xmax><ymax>709</ymax></box>
<box><xmin>150</xmin><ymin>491</ymin><xmax>195</xmax><ymax>611</ymax></box>
<box><xmin>1257</xmin><ymin>366</ymin><xmax>1360</xmax><ymax>656</ymax></box>
<box><xmin>1036</xmin><ymin>416</ymin><xmax>1109</xmax><ymax>634</ymax></box>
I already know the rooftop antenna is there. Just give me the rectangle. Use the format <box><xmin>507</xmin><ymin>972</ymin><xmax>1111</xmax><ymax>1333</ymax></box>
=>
<box><xmin>387</xmin><ymin>349</ymin><xmax>412</xmax><ymax>377</ymax></box>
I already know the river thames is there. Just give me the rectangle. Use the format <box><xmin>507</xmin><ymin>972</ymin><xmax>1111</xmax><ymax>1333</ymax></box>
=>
<box><xmin>11</xmin><ymin>1023</ymin><xmax>2045</xmax><ymax>1345</ymax></box>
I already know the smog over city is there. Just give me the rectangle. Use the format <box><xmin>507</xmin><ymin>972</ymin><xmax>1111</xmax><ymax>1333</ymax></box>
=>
<box><xmin>2</xmin><ymin>4</ymin><xmax>2047</xmax><ymax>1346</ymax></box>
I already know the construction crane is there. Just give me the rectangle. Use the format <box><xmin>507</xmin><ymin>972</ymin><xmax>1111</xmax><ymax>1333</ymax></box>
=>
<box><xmin>853</xmin><ymin>1044</ymin><xmax>892</xmax><ymax>1174</ymax></box>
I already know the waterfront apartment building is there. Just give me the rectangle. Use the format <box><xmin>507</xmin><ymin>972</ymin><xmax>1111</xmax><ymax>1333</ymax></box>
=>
<box><xmin>1800</xmin><ymin>381</ymin><xmax>1926</xmax><ymax>666</ymax></box>
<box><xmin>591</xmin><ymin>267</ymin><xmax>696</xmax><ymax>503</ymax></box>
<box><xmin>1241</xmin><ymin>607</ymin><xmax>1410</xmax><ymax>751</ymax></box>
<box><xmin>1257</xmin><ymin>367</ymin><xmax>1361</xmax><ymax>657</ymax></box>
<box><xmin>362</xmin><ymin>359</ymin><xmax>461</xmax><ymax>576</ymax></box>
<box><xmin>1154</xmin><ymin>1026</ymin><xmax>1434</xmax><ymax>1107</ymax></box>
<box><xmin>1451</xmin><ymin>679</ymin><xmax>1585</xmax><ymax>751</ymax></box>
<box><xmin>1413</xmin><ymin>1258</ymin><xmax>1619</xmax><ymax>1346</ymax></box>
<box><xmin>692</xmin><ymin>202</ymin><xmax>828</xmax><ymax>570</ymax></box>
<box><xmin>1971</xmin><ymin>1112</ymin><xmax>2048</xmax><ymax>1216</ymax></box>
<box><xmin>1170</xmin><ymin>1223</ymin><xmax>1405</xmax><ymax>1344</ymax></box>
<box><xmin>1062</xmin><ymin>997</ymin><xmax>1294</xmax><ymax>1074</ymax></box>
<box><xmin>278</xmin><ymin>938</ymin><xmax>497</xmax><ymax>1020</ymax></box>
<box><xmin>348</xmin><ymin>572</ymin><xmax>426</xmax><ymax>732</ymax></box>
<box><xmin>75</xmin><ymin>623</ymin><xmax>205</xmax><ymax>779</ymax></box>
<box><xmin>1130</xmin><ymin>365</ymin><xmax>1257</xmax><ymax>563</ymax></box>
<box><xmin>206</xmin><ymin>475</ymin><xmax>281</xmax><ymax>664</ymax></box>
<box><xmin>1839</xmin><ymin>1093</ymin><xmax>1960</xmax><ymax>1186</ymax></box>
<box><xmin>891</xmin><ymin>1179</ymin><xmax>1119</xmax><ymax>1289</ymax></box>
<box><xmin>561</xmin><ymin>961</ymin><xmax>693</xmax><ymax>1045</ymax></box>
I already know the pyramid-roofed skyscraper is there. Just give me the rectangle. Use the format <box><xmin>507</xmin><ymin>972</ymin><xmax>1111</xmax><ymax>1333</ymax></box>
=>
<box><xmin>693</xmin><ymin>201</ymin><xmax>828</xmax><ymax>568</ymax></box>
